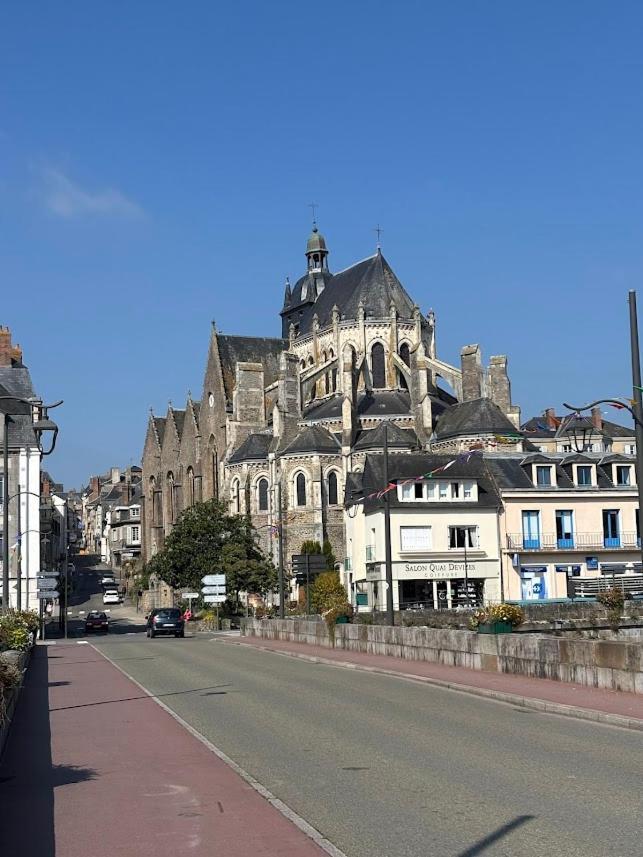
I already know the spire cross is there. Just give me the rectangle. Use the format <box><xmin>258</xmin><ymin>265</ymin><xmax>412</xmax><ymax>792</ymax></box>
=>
<box><xmin>374</xmin><ymin>224</ymin><xmax>383</xmax><ymax>249</ymax></box>
<box><xmin>308</xmin><ymin>202</ymin><xmax>318</xmax><ymax>225</ymax></box>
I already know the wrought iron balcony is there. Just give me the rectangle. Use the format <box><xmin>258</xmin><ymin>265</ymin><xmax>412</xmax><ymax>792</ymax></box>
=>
<box><xmin>507</xmin><ymin>532</ymin><xmax>640</xmax><ymax>551</ymax></box>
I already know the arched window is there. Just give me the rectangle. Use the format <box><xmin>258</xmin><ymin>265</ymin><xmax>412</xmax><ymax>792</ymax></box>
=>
<box><xmin>149</xmin><ymin>476</ymin><xmax>157</xmax><ymax>524</ymax></box>
<box><xmin>296</xmin><ymin>472</ymin><xmax>307</xmax><ymax>507</ymax></box>
<box><xmin>327</xmin><ymin>471</ymin><xmax>338</xmax><ymax>505</ymax></box>
<box><xmin>371</xmin><ymin>342</ymin><xmax>386</xmax><ymax>388</ymax></box>
<box><xmin>231</xmin><ymin>478</ymin><xmax>240</xmax><ymax>514</ymax></box>
<box><xmin>321</xmin><ymin>351</ymin><xmax>328</xmax><ymax>394</ymax></box>
<box><xmin>257</xmin><ymin>477</ymin><xmax>269</xmax><ymax>512</ymax></box>
<box><xmin>399</xmin><ymin>342</ymin><xmax>410</xmax><ymax>390</ymax></box>
<box><xmin>330</xmin><ymin>349</ymin><xmax>337</xmax><ymax>391</ymax></box>
<box><xmin>187</xmin><ymin>467</ymin><xmax>195</xmax><ymax>507</ymax></box>
<box><xmin>166</xmin><ymin>472</ymin><xmax>175</xmax><ymax>523</ymax></box>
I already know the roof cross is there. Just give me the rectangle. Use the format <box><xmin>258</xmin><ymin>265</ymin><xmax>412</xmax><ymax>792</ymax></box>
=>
<box><xmin>374</xmin><ymin>224</ymin><xmax>383</xmax><ymax>250</ymax></box>
<box><xmin>308</xmin><ymin>202</ymin><xmax>318</xmax><ymax>226</ymax></box>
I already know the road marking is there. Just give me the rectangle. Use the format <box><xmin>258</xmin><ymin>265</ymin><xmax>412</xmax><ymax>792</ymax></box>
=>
<box><xmin>92</xmin><ymin>643</ymin><xmax>348</xmax><ymax>857</ymax></box>
<box><xmin>76</xmin><ymin>641</ymin><xmax>89</xmax><ymax>645</ymax></box>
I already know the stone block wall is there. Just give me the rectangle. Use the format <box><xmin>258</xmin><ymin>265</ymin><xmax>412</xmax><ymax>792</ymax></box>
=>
<box><xmin>242</xmin><ymin>618</ymin><xmax>643</xmax><ymax>694</ymax></box>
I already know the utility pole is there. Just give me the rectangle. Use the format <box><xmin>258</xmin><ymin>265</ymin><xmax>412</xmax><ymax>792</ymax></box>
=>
<box><xmin>2</xmin><ymin>412</ymin><xmax>9</xmax><ymax>609</ymax></box>
<box><xmin>383</xmin><ymin>422</ymin><xmax>394</xmax><ymax>625</ymax></box>
<box><xmin>628</xmin><ymin>290</ymin><xmax>643</xmax><ymax>570</ymax></box>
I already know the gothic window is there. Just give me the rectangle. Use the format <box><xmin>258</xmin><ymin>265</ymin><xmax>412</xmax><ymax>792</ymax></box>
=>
<box><xmin>149</xmin><ymin>476</ymin><xmax>157</xmax><ymax>524</ymax></box>
<box><xmin>258</xmin><ymin>477</ymin><xmax>269</xmax><ymax>512</ymax></box>
<box><xmin>187</xmin><ymin>467</ymin><xmax>195</xmax><ymax>507</ymax></box>
<box><xmin>166</xmin><ymin>472</ymin><xmax>175</xmax><ymax>523</ymax></box>
<box><xmin>371</xmin><ymin>342</ymin><xmax>386</xmax><ymax>388</ymax></box>
<box><xmin>330</xmin><ymin>349</ymin><xmax>337</xmax><ymax>391</ymax></box>
<box><xmin>399</xmin><ymin>342</ymin><xmax>410</xmax><ymax>390</ymax></box>
<box><xmin>296</xmin><ymin>472</ymin><xmax>307</xmax><ymax>507</ymax></box>
<box><xmin>231</xmin><ymin>478</ymin><xmax>240</xmax><ymax>514</ymax></box>
<box><xmin>322</xmin><ymin>351</ymin><xmax>328</xmax><ymax>394</ymax></box>
<box><xmin>327</xmin><ymin>471</ymin><xmax>339</xmax><ymax>505</ymax></box>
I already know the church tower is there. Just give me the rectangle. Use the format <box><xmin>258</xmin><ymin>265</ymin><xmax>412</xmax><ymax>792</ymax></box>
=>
<box><xmin>305</xmin><ymin>222</ymin><xmax>329</xmax><ymax>272</ymax></box>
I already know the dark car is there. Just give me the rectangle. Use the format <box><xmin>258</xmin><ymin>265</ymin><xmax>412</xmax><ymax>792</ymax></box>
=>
<box><xmin>146</xmin><ymin>608</ymin><xmax>185</xmax><ymax>638</ymax></box>
<box><xmin>85</xmin><ymin>611</ymin><xmax>109</xmax><ymax>633</ymax></box>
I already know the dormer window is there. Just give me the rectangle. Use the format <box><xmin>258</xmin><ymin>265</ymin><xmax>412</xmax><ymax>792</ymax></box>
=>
<box><xmin>535</xmin><ymin>465</ymin><xmax>553</xmax><ymax>487</ymax></box>
<box><xmin>615</xmin><ymin>465</ymin><xmax>632</xmax><ymax>486</ymax></box>
<box><xmin>576</xmin><ymin>465</ymin><xmax>593</xmax><ymax>487</ymax></box>
<box><xmin>398</xmin><ymin>480</ymin><xmax>477</xmax><ymax>502</ymax></box>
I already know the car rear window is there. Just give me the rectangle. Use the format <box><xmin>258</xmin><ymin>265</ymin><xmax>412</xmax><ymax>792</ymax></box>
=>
<box><xmin>155</xmin><ymin>609</ymin><xmax>181</xmax><ymax>618</ymax></box>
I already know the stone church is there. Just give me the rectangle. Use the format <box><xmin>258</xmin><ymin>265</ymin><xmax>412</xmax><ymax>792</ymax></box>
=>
<box><xmin>141</xmin><ymin>224</ymin><xmax>522</xmax><ymax>581</ymax></box>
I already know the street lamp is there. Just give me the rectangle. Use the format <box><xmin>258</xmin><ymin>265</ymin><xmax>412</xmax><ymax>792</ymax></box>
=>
<box><xmin>1</xmin><ymin>396</ymin><xmax>62</xmax><ymax>609</ymax></box>
<box><xmin>253</xmin><ymin>520</ymin><xmax>285</xmax><ymax>619</ymax></box>
<box><xmin>6</xmin><ymin>489</ymin><xmax>43</xmax><ymax>611</ymax></box>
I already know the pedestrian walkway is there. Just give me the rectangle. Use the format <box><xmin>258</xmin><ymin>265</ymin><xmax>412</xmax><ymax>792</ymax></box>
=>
<box><xmin>0</xmin><ymin>643</ymin><xmax>332</xmax><ymax>857</ymax></box>
<box><xmin>226</xmin><ymin>634</ymin><xmax>643</xmax><ymax>729</ymax></box>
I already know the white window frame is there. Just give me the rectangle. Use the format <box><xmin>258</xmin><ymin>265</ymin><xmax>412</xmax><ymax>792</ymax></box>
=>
<box><xmin>614</xmin><ymin>464</ymin><xmax>632</xmax><ymax>486</ymax></box>
<box><xmin>447</xmin><ymin>525</ymin><xmax>479</xmax><ymax>549</ymax></box>
<box><xmin>400</xmin><ymin>526</ymin><xmax>432</xmax><ymax>552</ymax></box>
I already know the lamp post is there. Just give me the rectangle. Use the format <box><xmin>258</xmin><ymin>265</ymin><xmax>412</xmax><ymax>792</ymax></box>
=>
<box><xmin>253</xmin><ymin>518</ymin><xmax>285</xmax><ymax>619</ymax></box>
<box><xmin>6</xmin><ymin>490</ymin><xmax>42</xmax><ymax>610</ymax></box>
<box><xmin>382</xmin><ymin>422</ymin><xmax>394</xmax><ymax>626</ymax></box>
<box><xmin>563</xmin><ymin>290</ymin><xmax>643</xmax><ymax>574</ymax></box>
<box><xmin>0</xmin><ymin>396</ymin><xmax>61</xmax><ymax>609</ymax></box>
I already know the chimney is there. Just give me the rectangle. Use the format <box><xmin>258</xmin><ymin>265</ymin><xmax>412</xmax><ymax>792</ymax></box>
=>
<box><xmin>42</xmin><ymin>477</ymin><xmax>51</xmax><ymax>497</ymax></box>
<box><xmin>0</xmin><ymin>326</ymin><xmax>22</xmax><ymax>368</ymax></box>
<box><xmin>110</xmin><ymin>467</ymin><xmax>121</xmax><ymax>484</ymax></box>
<box><xmin>591</xmin><ymin>406</ymin><xmax>603</xmax><ymax>430</ymax></box>
<box><xmin>545</xmin><ymin>408</ymin><xmax>557</xmax><ymax>429</ymax></box>
<box><xmin>487</xmin><ymin>355</ymin><xmax>511</xmax><ymax>414</ymax></box>
<box><xmin>460</xmin><ymin>344</ymin><xmax>483</xmax><ymax>401</ymax></box>
<box><xmin>90</xmin><ymin>476</ymin><xmax>100</xmax><ymax>497</ymax></box>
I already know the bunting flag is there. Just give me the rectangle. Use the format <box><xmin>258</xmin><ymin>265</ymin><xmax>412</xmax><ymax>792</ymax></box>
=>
<box><xmin>609</xmin><ymin>402</ymin><xmax>626</xmax><ymax>410</ymax></box>
<box><xmin>355</xmin><ymin>448</ymin><xmax>484</xmax><ymax>505</ymax></box>
<box><xmin>494</xmin><ymin>433</ymin><xmax>522</xmax><ymax>444</ymax></box>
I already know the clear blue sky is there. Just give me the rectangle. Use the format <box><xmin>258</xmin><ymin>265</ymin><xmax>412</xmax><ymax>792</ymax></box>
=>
<box><xmin>2</xmin><ymin>2</ymin><xmax>643</xmax><ymax>488</ymax></box>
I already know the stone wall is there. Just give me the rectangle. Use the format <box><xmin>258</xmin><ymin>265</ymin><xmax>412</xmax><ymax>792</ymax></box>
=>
<box><xmin>242</xmin><ymin>618</ymin><xmax>643</xmax><ymax>694</ymax></box>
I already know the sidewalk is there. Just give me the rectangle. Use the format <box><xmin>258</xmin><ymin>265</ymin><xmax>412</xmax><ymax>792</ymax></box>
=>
<box><xmin>0</xmin><ymin>643</ymin><xmax>334</xmax><ymax>857</ymax></box>
<box><xmin>224</xmin><ymin>634</ymin><xmax>643</xmax><ymax>730</ymax></box>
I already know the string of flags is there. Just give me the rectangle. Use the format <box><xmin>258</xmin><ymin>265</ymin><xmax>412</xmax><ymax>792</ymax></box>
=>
<box><xmin>356</xmin><ymin>448</ymin><xmax>484</xmax><ymax>504</ymax></box>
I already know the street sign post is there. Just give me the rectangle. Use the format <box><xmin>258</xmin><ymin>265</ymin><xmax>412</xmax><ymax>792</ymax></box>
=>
<box><xmin>37</xmin><ymin>590</ymin><xmax>58</xmax><ymax>600</ymax></box>
<box><xmin>202</xmin><ymin>574</ymin><xmax>226</xmax><ymax>586</ymax></box>
<box><xmin>39</xmin><ymin>570</ymin><xmax>60</xmax><ymax>578</ymax></box>
<box><xmin>181</xmin><ymin>592</ymin><xmax>199</xmax><ymax>599</ymax></box>
<box><xmin>201</xmin><ymin>575</ymin><xmax>227</xmax><ymax>626</ymax></box>
<box><xmin>37</xmin><ymin>578</ymin><xmax>58</xmax><ymax>590</ymax></box>
<box><xmin>203</xmin><ymin>594</ymin><xmax>226</xmax><ymax>603</ymax></box>
<box><xmin>201</xmin><ymin>585</ymin><xmax>226</xmax><ymax>595</ymax></box>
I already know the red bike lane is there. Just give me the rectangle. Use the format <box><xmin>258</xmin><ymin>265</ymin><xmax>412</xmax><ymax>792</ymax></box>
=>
<box><xmin>0</xmin><ymin>643</ymin><xmax>335</xmax><ymax>857</ymax></box>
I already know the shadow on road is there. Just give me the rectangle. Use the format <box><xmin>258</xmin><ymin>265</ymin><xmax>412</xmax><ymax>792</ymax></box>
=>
<box><xmin>0</xmin><ymin>648</ymin><xmax>97</xmax><ymax>856</ymax></box>
<box><xmin>455</xmin><ymin>814</ymin><xmax>535</xmax><ymax>857</ymax></box>
<box><xmin>48</xmin><ymin>683</ymin><xmax>234</xmax><ymax>712</ymax></box>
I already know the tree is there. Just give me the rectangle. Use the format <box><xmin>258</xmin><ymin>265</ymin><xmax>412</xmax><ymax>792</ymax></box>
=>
<box><xmin>310</xmin><ymin>571</ymin><xmax>348</xmax><ymax>614</ymax></box>
<box><xmin>300</xmin><ymin>539</ymin><xmax>336</xmax><ymax>571</ymax></box>
<box><xmin>152</xmin><ymin>500</ymin><xmax>277</xmax><ymax>604</ymax></box>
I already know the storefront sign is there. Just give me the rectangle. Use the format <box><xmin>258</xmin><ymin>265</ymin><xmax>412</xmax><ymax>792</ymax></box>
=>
<box><xmin>396</xmin><ymin>561</ymin><xmax>492</xmax><ymax>580</ymax></box>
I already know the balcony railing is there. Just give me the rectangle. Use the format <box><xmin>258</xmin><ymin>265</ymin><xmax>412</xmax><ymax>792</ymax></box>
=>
<box><xmin>507</xmin><ymin>532</ymin><xmax>640</xmax><ymax>551</ymax></box>
<box><xmin>365</xmin><ymin>545</ymin><xmax>376</xmax><ymax>561</ymax></box>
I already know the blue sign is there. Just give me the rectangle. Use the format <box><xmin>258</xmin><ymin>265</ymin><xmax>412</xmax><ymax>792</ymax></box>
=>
<box><xmin>586</xmin><ymin>556</ymin><xmax>599</xmax><ymax>570</ymax></box>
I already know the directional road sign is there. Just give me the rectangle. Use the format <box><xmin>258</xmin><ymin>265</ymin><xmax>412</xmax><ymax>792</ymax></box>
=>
<box><xmin>37</xmin><ymin>577</ymin><xmax>58</xmax><ymax>590</ymax></box>
<box><xmin>203</xmin><ymin>594</ymin><xmax>226</xmax><ymax>604</ymax></box>
<box><xmin>201</xmin><ymin>585</ymin><xmax>226</xmax><ymax>595</ymax></box>
<box><xmin>202</xmin><ymin>574</ymin><xmax>226</xmax><ymax>586</ymax></box>
<box><xmin>181</xmin><ymin>592</ymin><xmax>199</xmax><ymax>599</ymax></box>
<box><xmin>39</xmin><ymin>570</ymin><xmax>60</xmax><ymax>578</ymax></box>
<box><xmin>37</xmin><ymin>590</ymin><xmax>58</xmax><ymax>600</ymax></box>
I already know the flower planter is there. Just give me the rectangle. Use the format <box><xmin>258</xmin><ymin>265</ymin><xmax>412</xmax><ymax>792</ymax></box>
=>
<box><xmin>477</xmin><ymin>621</ymin><xmax>512</xmax><ymax>634</ymax></box>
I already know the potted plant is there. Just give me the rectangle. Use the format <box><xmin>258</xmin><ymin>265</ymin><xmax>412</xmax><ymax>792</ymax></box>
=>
<box><xmin>469</xmin><ymin>603</ymin><xmax>524</xmax><ymax>634</ymax></box>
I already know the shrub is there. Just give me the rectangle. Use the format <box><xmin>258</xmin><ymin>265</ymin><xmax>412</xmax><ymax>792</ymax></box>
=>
<box><xmin>596</xmin><ymin>587</ymin><xmax>628</xmax><ymax>612</ymax></box>
<box><xmin>311</xmin><ymin>571</ymin><xmax>348</xmax><ymax>614</ymax></box>
<box><xmin>469</xmin><ymin>604</ymin><xmax>524</xmax><ymax>630</ymax></box>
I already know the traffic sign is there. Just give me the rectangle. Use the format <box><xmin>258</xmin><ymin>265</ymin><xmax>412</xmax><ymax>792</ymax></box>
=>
<box><xmin>201</xmin><ymin>585</ymin><xmax>226</xmax><ymax>595</ymax></box>
<box><xmin>39</xmin><ymin>570</ymin><xmax>60</xmax><ymax>578</ymax></box>
<box><xmin>202</xmin><ymin>574</ymin><xmax>226</xmax><ymax>586</ymax></box>
<box><xmin>37</xmin><ymin>590</ymin><xmax>58</xmax><ymax>599</ymax></box>
<box><xmin>37</xmin><ymin>578</ymin><xmax>58</xmax><ymax>590</ymax></box>
<box><xmin>291</xmin><ymin>554</ymin><xmax>327</xmax><ymax>572</ymax></box>
<box><xmin>181</xmin><ymin>592</ymin><xmax>199</xmax><ymax>599</ymax></box>
<box><xmin>203</xmin><ymin>594</ymin><xmax>226</xmax><ymax>604</ymax></box>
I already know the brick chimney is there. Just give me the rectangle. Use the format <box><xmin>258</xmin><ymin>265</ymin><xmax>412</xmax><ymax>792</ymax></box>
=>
<box><xmin>89</xmin><ymin>476</ymin><xmax>100</xmax><ymax>497</ymax></box>
<box><xmin>544</xmin><ymin>408</ymin><xmax>557</xmax><ymax>429</ymax></box>
<box><xmin>0</xmin><ymin>326</ymin><xmax>23</xmax><ymax>367</ymax></box>
<box><xmin>42</xmin><ymin>477</ymin><xmax>51</xmax><ymax>497</ymax></box>
<box><xmin>460</xmin><ymin>344</ymin><xmax>484</xmax><ymax>401</ymax></box>
<box><xmin>591</xmin><ymin>406</ymin><xmax>603</xmax><ymax>430</ymax></box>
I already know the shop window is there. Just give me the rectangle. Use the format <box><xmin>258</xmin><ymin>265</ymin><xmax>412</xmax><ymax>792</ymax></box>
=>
<box><xmin>448</xmin><ymin>526</ymin><xmax>478</xmax><ymax>549</ymax></box>
<box><xmin>400</xmin><ymin>526</ymin><xmax>431</xmax><ymax>551</ymax></box>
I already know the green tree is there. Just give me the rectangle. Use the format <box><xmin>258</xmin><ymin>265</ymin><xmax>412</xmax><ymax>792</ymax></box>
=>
<box><xmin>300</xmin><ymin>539</ymin><xmax>336</xmax><ymax>570</ymax></box>
<box><xmin>310</xmin><ymin>571</ymin><xmax>348</xmax><ymax>614</ymax></box>
<box><xmin>152</xmin><ymin>500</ymin><xmax>277</xmax><ymax>604</ymax></box>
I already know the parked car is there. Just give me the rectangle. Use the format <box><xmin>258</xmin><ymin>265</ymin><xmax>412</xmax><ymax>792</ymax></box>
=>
<box><xmin>103</xmin><ymin>590</ymin><xmax>120</xmax><ymax>605</ymax></box>
<box><xmin>146</xmin><ymin>608</ymin><xmax>185</xmax><ymax>638</ymax></box>
<box><xmin>85</xmin><ymin>611</ymin><xmax>109</xmax><ymax>633</ymax></box>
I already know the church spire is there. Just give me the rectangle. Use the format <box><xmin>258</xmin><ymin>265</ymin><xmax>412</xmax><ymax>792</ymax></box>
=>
<box><xmin>305</xmin><ymin>222</ymin><xmax>329</xmax><ymax>272</ymax></box>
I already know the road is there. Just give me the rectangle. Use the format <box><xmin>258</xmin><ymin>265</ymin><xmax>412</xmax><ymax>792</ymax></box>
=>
<box><xmin>69</xmin><ymin>561</ymin><xmax>642</xmax><ymax>856</ymax></box>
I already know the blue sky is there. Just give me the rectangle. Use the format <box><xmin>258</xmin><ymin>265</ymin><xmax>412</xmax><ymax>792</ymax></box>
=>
<box><xmin>2</xmin><ymin>2</ymin><xmax>643</xmax><ymax>488</ymax></box>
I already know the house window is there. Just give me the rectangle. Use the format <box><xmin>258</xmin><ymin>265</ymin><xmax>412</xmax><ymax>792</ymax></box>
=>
<box><xmin>371</xmin><ymin>343</ymin><xmax>386</xmax><ymax>388</ymax></box>
<box><xmin>296</xmin><ymin>473</ymin><xmax>307</xmax><ymax>507</ymax></box>
<box><xmin>463</xmin><ymin>481</ymin><xmax>473</xmax><ymax>500</ymax></box>
<box><xmin>257</xmin><ymin>478</ymin><xmax>269</xmax><ymax>512</ymax></box>
<box><xmin>131</xmin><ymin>526</ymin><xmax>140</xmax><ymax>542</ymax></box>
<box><xmin>426</xmin><ymin>482</ymin><xmax>435</xmax><ymax>499</ymax></box>
<box><xmin>561</xmin><ymin>444</ymin><xmax>572</xmax><ymax>453</ymax></box>
<box><xmin>451</xmin><ymin>482</ymin><xmax>460</xmax><ymax>499</ymax></box>
<box><xmin>522</xmin><ymin>510</ymin><xmax>541</xmax><ymax>549</ymax></box>
<box><xmin>414</xmin><ymin>481</ymin><xmax>424</xmax><ymax>499</ymax></box>
<box><xmin>555</xmin><ymin>510</ymin><xmax>574</xmax><ymax>548</ymax></box>
<box><xmin>616</xmin><ymin>465</ymin><xmax>631</xmax><ymax>486</ymax></box>
<box><xmin>603</xmin><ymin>509</ymin><xmax>620</xmax><ymax>547</ymax></box>
<box><xmin>327</xmin><ymin>471</ymin><xmax>338</xmax><ymax>505</ymax></box>
<box><xmin>448</xmin><ymin>526</ymin><xmax>478</xmax><ymax>549</ymax></box>
<box><xmin>400</xmin><ymin>526</ymin><xmax>431</xmax><ymax>551</ymax></box>
<box><xmin>576</xmin><ymin>466</ymin><xmax>592</xmax><ymax>486</ymax></box>
<box><xmin>131</xmin><ymin>506</ymin><xmax>140</xmax><ymax>518</ymax></box>
<box><xmin>626</xmin><ymin>444</ymin><xmax>636</xmax><ymax>455</ymax></box>
<box><xmin>536</xmin><ymin>466</ymin><xmax>552</xmax><ymax>486</ymax></box>
<box><xmin>439</xmin><ymin>482</ymin><xmax>448</xmax><ymax>499</ymax></box>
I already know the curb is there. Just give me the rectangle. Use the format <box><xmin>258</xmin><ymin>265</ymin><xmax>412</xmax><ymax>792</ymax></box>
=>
<box><xmin>216</xmin><ymin>638</ymin><xmax>643</xmax><ymax>733</ymax></box>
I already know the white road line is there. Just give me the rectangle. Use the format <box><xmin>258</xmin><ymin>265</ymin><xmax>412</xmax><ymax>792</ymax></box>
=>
<box><xmin>92</xmin><ymin>643</ymin><xmax>348</xmax><ymax>857</ymax></box>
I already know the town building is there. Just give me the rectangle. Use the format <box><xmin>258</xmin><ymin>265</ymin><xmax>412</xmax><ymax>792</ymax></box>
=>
<box><xmin>81</xmin><ymin>466</ymin><xmax>142</xmax><ymax>562</ymax></box>
<box><xmin>107</xmin><ymin>482</ymin><xmax>143</xmax><ymax>575</ymax></box>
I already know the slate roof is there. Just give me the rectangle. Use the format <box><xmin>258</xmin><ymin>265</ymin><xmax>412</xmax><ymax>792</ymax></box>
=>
<box><xmin>227</xmin><ymin>433</ymin><xmax>272</xmax><ymax>464</ymax></box>
<box><xmin>217</xmin><ymin>335</ymin><xmax>287</xmax><ymax>401</ymax></box>
<box><xmin>521</xmin><ymin>415</ymin><xmax>635</xmax><ymax>439</ymax></box>
<box><xmin>304</xmin><ymin>390</ymin><xmax>415</xmax><ymax>422</ymax></box>
<box><xmin>281</xmin><ymin>425</ymin><xmax>341</xmax><ymax>456</ymax></box>
<box><xmin>288</xmin><ymin>252</ymin><xmax>417</xmax><ymax>336</ymax></box>
<box><xmin>352</xmin><ymin>452</ymin><xmax>501</xmax><ymax>511</ymax></box>
<box><xmin>172</xmin><ymin>409</ymin><xmax>186</xmax><ymax>439</ymax></box>
<box><xmin>485</xmin><ymin>454</ymin><xmax>636</xmax><ymax>491</ymax></box>
<box><xmin>153</xmin><ymin>417</ymin><xmax>166</xmax><ymax>446</ymax></box>
<box><xmin>434</xmin><ymin>398</ymin><xmax>521</xmax><ymax>440</ymax></box>
<box><xmin>0</xmin><ymin>370</ymin><xmax>39</xmax><ymax>448</ymax></box>
<box><xmin>353</xmin><ymin>423</ymin><xmax>418</xmax><ymax>451</ymax></box>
